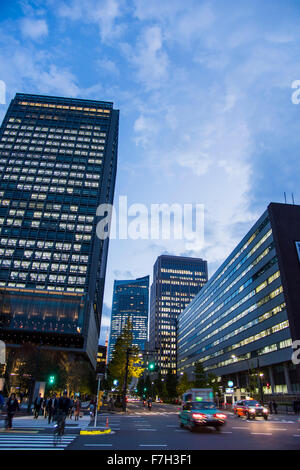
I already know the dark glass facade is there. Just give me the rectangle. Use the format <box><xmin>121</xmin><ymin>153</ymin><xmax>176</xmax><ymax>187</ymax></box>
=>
<box><xmin>0</xmin><ymin>93</ymin><xmax>119</xmax><ymax>367</ymax></box>
<box><xmin>149</xmin><ymin>255</ymin><xmax>208</xmax><ymax>375</ymax></box>
<box><xmin>178</xmin><ymin>203</ymin><xmax>300</xmax><ymax>395</ymax></box>
<box><xmin>108</xmin><ymin>276</ymin><xmax>149</xmax><ymax>362</ymax></box>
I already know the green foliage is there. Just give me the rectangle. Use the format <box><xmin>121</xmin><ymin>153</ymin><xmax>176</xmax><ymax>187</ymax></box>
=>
<box><xmin>108</xmin><ymin>319</ymin><xmax>143</xmax><ymax>392</ymax></box>
<box><xmin>5</xmin><ymin>344</ymin><xmax>97</xmax><ymax>397</ymax></box>
<box><xmin>136</xmin><ymin>376</ymin><xmax>145</xmax><ymax>397</ymax></box>
<box><xmin>193</xmin><ymin>361</ymin><xmax>208</xmax><ymax>388</ymax></box>
<box><xmin>144</xmin><ymin>375</ymin><xmax>153</xmax><ymax>398</ymax></box>
<box><xmin>177</xmin><ymin>372</ymin><xmax>193</xmax><ymax>396</ymax></box>
<box><xmin>166</xmin><ymin>369</ymin><xmax>178</xmax><ymax>399</ymax></box>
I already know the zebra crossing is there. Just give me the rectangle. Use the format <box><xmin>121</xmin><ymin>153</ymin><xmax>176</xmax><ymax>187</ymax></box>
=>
<box><xmin>0</xmin><ymin>433</ymin><xmax>76</xmax><ymax>450</ymax></box>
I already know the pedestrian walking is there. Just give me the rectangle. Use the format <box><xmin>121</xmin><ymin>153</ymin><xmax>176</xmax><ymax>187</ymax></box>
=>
<box><xmin>47</xmin><ymin>393</ymin><xmax>58</xmax><ymax>424</ymax></box>
<box><xmin>89</xmin><ymin>400</ymin><xmax>95</xmax><ymax>422</ymax></box>
<box><xmin>109</xmin><ymin>396</ymin><xmax>114</xmax><ymax>411</ymax></box>
<box><xmin>5</xmin><ymin>393</ymin><xmax>19</xmax><ymax>429</ymax></box>
<box><xmin>74</xmin><ymin>398</ymin><xmax>81</xmax><ymax>421</ymax></box>
<box><xmin>268</xmin><ymin>401</ymin><xmax>273</xmax><ymax>414</ymax></box>
<box><xmin>0</xmin><ymin>391</ymin><xmax>4</xmax><ymax>411</ymax></box>
<box><xmin>69</xmin><ymin>396</ymin><xmax>74</xmax><ymax>419</ymax></box>
<box><xmin>34</xmin><ymin>393</ymin><xmax>43</xmax><ymax>419</ymax></box>
<box><xmin>273</xmin><ymin>401</ymin><xmax>278</xmax><ymax>414</ymax></box>
<box><xmin>42</xmin><ymin>397</ymin><xmax>48</xmax><ymax>418</ymax></box>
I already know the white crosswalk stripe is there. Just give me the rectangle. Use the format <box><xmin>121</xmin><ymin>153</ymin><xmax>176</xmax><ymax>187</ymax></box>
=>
<box><xmin>0</xmin><ymin>433</ymin><xmax>76</xmax><ymax>450</ymax></box>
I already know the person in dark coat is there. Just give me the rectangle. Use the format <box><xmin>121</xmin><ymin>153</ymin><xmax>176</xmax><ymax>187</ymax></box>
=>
<box><xmin>268</xmin><ymin>401</ymin><xmax>273</xmax><ymax>414</ymax></box>
<box><xmin>46</xmin><ymin>393</ymin><xmax>58</xmax><ymax>424</ymax></box>
<box><xmin>34</xmin><ymin>393</ymin><xmax>43</xmax><ymax>419</ymax></box>
<box><xmin>57</xmin><ymin>391</ymin><xmax>71</xmax><ymax>417</ymax></box>
<box><xmin>6</xmin><ymin>393</ymin><xmax>19</xmax><ymax>429</ymax></box>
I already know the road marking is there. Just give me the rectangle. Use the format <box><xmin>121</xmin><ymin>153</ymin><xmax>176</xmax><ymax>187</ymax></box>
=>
<box><xmin>293</xmin><ymin>435</ymin><xmax>300</xmax><ymax>437</ymax></box>
<box><xmin>271</xmin><ymin>428</ymin><xmax>287</xmax><ymax>431</ymax></box>
<box><xmin>221</xmin><ymin>431</ymin><xmax>233</xmax><ymax>434</ymax></box>
<box><xmin>84</xmin><ymin>444</ymin><xmax>113</xmax><ymax>447</ymax></box>
<box><xmin>137</xmin><ymin>429</ymin><xmax>156</xmax><ymax>431</ymax></box>
<box><xmin>139</xmin><ymin>444</ymin><xmax>167</xmax><ymax>447</ymax></box>
<box><xmin>232</xmin><ymin>427</ymin><xmax>249</xmax><ymax>429</ymax></box>
<box><xmin>251</xmin><ymin>433</ymin><xmax>272</xmax><ymax>436</ymax></box>
<box><xmin>166</xmin><ymin>425</ymin><xmax>177</xmax><ymax>427</ymax></box>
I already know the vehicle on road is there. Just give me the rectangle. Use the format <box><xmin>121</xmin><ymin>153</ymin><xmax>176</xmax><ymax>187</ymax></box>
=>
<box><xmin>234</xmin><ymin>399</ymin><xmax>269</xmax><ymax>420</ymax></box>
<box><xmin>179</xmin><ymin>401</ymin><xmax>227</xmax><ymax>432</ymax></box>
<box><xmin>182</xmin><ymin>388</ymin><xmax>214</xmax><ymax>404</ymax></box>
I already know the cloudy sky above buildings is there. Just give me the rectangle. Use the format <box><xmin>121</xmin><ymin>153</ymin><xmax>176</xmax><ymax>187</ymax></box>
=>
<box><xmin>1</xmin><ymin>0</ymin><xmax>300</xmax><ymax>343</ymax></box>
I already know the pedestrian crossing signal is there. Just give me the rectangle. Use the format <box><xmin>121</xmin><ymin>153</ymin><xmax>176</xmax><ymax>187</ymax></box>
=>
<box><xmin>49</xmin><ymin>375</ymin><xmax>55</xmax><ymax>385</ymax></box>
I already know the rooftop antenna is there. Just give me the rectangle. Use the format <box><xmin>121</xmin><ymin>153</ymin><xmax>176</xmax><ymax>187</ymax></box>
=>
<box><xmin>292</xmin><ymin>193</ymin><xmax>295</xmax><ymax>205</ymax></box>
<box><xmin>284</xmin><ymin>192</ymin><xmax>287</xmax><ymax>204</ymax></box>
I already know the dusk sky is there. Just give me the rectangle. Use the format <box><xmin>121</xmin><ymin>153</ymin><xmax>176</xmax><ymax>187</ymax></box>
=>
<box><xmin>1</xmin><ymin>0</ymin><xmax>300</xmax><ymax>344</ymax></box>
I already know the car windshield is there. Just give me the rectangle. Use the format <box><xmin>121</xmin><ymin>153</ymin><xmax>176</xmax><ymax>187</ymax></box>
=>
<box><xmin>190</xmin><ymin>402</ymin><xmax>215</xmax><ymax>410</ymax></box>
<box><xmin>244</xmin><ymin>400</ymin><xmax>260</xmax><ymax>406</ymax></box>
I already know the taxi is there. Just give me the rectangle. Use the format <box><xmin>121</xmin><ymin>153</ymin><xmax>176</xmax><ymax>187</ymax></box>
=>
<box><xmin>234</xmin><ymin>399</ymin><xmax>269</xmax><ymax>420</ymax></box>
<box><xmin>179</xmin><ymin>401</ymin><xmax>227</xmax><ymax>432</ymax></box>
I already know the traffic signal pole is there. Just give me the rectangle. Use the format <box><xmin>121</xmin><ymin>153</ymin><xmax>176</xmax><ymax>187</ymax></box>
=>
<box><xmin>94</xmin><ymin>374</ymin><xmax>103</xmax><ymax>427</ymax></box>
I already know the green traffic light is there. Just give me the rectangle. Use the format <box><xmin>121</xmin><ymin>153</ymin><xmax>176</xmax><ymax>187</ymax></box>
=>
<box><xmin>49</xmin><ymin>375</ymin><xmax>55</xmax><ymax>384</ymax></box>
<box><xmin>148</xmin><ymin>362</ymin><xmax>155</xmax><ymax>370</ymax></box>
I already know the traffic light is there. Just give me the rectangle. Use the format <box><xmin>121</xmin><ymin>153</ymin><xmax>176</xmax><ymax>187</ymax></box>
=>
<box><xmin>48</xmin><ymin>375</ymin><xmax>55</xmax><ymax>385</ymax></box>
<box><xmin>148</xmin><ymin>362</ymin><xmax>155</xmax><ymax>371</ymax></box>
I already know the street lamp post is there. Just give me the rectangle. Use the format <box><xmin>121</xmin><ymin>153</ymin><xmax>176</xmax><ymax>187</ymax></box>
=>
<box><xmin>257</xmin><ymin>357</ymin><xmax>264</xmax><ymax>404</ymax></box>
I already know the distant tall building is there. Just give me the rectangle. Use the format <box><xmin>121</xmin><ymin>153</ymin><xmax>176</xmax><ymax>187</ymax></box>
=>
<box><xmin>0</xmin><ymin>93</ymin><xmax>119</xmax><ymax>368</ymax></box>
<box><xmin>149</xmin><ymin>255</ymin><xmax>208</xmax><ymax>375</ymax></box>
<box><xmin>108</xmin><ymin>276</ymin><xmax>149</xmax><ymax>362</ymax></box>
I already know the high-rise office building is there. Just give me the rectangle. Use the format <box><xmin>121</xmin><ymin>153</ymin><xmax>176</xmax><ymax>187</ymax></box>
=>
<box><xmin>178</xmin><ymin>203</ymin><xmax>300</xmax><ymax>395</ymax></box>
<box><xmin>96</xmin><ymin>344</ymin><xmax>107</xmax><ymax>374</ymax></box>
<box><xmin>0</xmin><ymin>93</ymin><xmax>119</xmax><ymax>368</ymax></box>
<box><xmin>149</xmin><ymin>255</ymin><xmax>208</xmax><ymax>375</ymax></box>
<box><xmin>108</xmin><ymin>276</ymin><xmax>149</xmax><ymax>362</ymax></box>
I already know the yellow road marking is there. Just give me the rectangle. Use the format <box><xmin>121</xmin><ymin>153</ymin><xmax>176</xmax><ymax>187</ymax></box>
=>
<box><xmin>80</xmin><ymin>429</ymin><xmax>111</xmax><ymax>435</ymax></box>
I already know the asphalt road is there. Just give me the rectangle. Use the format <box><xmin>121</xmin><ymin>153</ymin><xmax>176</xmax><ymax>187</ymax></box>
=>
<box><xmin>67</xmin><ymin>402</ymin><xmax>300</xmax><ymax>451</ymax></box>
<box><xmin>0</xmin><ymin>403</ymin><xmax>299</xmax><ymax>450</ymax></box>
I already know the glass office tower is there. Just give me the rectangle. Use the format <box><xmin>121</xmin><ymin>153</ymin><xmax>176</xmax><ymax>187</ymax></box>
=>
<box><xmin>108</xmin><ymin>276</ymin><xmax>149</xmax><ymax>362</ymax></box>
<box><xmin>149</xmin><ymin>255</ymin><xmax>208</xmax><ymax>375</ymax></box>
<box><xmin>0</xmin><ymin>93</ymin><xmax>119</xmax><ymax>367</ymax></box>
<box><xmin>178</xmin><ymin>203</ymin><xmax>300</xmax><ymax>395</ymax></box>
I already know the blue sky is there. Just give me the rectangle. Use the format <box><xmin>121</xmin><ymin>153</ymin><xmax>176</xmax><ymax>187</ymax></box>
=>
<box><xmin>1</xmin><ymin>0</ymin><xmax>300</xmax><ymax>344</ymax></box>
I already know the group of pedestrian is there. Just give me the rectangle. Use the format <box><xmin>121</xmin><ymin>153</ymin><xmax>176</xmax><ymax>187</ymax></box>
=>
<box><xmin>268</xmin><ymin>400</ymin><xmax>278</xmax><ymax>414</ymax></box>
<box><xmin>0</xmin><ymin>390</ymin><xmax>83</xmax><ymax>429</ymax></box>
<box><xmin>33</xmin><ymin>393</ymin><xmax>82</xmax><ymax>423</ymax></box>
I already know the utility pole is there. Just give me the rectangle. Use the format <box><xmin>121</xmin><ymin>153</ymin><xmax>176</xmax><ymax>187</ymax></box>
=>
<box><xmin>94</xmin><ymin>373</ymin><xmax>103</xmax><ymax>427</ymax></box>
<box><xmin>257</xmin><ymin>358</ymin><xmax>264</xmax><ymax>404</ymax></box>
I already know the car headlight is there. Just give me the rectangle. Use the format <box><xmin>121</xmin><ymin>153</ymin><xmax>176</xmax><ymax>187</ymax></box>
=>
<box><xmin>263</xmin><ymin>408</ymin><xmax>269</xmax><ymax>413</ymax></box>
<box><xmin>249</xmin><ymin>408</ymin><xmax>256</xmax><ymax>413</ymax></box>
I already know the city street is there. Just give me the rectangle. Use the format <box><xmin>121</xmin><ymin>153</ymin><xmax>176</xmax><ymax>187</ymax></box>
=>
<box><xmin>1</xmin><ymin>403</ymin><xmax>299</xmax><ymax>450</ymax></box>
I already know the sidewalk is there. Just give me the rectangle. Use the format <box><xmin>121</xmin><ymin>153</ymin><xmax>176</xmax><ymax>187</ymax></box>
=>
<box><xmin>0</xmin><ymin>414</ymin><xmax>91</xmax><ymax>429</ymax></box>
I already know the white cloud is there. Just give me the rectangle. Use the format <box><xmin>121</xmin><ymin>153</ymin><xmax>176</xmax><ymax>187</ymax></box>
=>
<box><xmin>20</xmin><ymin>18</ymin><xmax>48</xmax><ymax>40</ymax></box>
<box><xmin>97</xmin><ymin>58</ymin><xmax>119</xmax><ymax>76</ymax></box>
<box><xmin>123</xmin><ymin>26</ymin><xmax>169</xmax><ymax>90</ymax></box>
<box><xmin>57</xmin><ymin>0</ymin><xmax>124</xmax><ymax>43</ymax></box>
